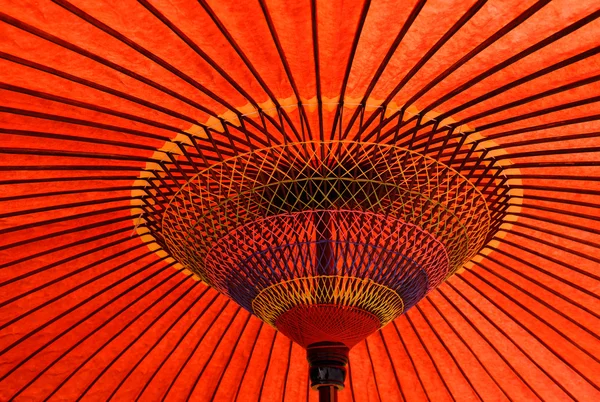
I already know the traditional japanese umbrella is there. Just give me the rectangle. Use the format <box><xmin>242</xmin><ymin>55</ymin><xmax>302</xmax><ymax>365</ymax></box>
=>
<box><xmin>0</xmin><ymin>0</ymin><xmax>599</xmax><ymax>401</ymax></box>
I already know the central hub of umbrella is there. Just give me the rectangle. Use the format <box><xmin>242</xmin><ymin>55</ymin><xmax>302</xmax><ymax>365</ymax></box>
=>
<box><xmin>145</xmin><ymin>140</ymin><xmax>510</xmax><ymax>394</ymax></box>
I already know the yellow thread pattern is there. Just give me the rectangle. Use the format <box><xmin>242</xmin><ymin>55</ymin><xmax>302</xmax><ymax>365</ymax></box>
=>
<box><xmin>162</xmin><ymin>141</ymin><xmax>491</xmax><ymax>280</ymax></box>
<box><xmin>252</xmin><ymin>276</ymin><xmax>404</xmax><ymax>328</ymax></box>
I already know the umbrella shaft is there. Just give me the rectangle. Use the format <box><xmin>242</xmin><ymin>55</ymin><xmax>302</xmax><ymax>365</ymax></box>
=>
<box><xmin>319</xmin><ymin>386</ymin><xmax>338</xmax><ymax>402</ymax></box>
<box><xmin>316</xmin><ymin>211</ymin><xmax>334</xmax><ymax>275</ymax></box>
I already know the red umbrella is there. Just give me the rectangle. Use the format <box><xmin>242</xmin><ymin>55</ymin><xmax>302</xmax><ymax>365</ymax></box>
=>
<box><xmin>1</xmin><ymin>0</ymin><xmax>599</xmax><ymax>400</ymax></box>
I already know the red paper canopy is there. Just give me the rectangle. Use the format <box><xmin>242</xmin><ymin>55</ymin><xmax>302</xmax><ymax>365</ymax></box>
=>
<box><xmin>0</xmin><ymin>0</ymin><xmax>599</xmax><ymax>401</ymax></box>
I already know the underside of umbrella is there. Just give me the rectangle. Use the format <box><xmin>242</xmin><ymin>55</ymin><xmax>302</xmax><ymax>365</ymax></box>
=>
<box><xmin>0</xmin><ymin>0</ymin><xmax>599</xmax><ymax>401</ymax></box>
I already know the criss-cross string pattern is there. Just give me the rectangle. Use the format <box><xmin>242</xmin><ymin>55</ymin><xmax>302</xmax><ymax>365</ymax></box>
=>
<box><xmin>206</xmin><ymin>210</ymin><xmax>439</xmax><ymax>311</ymax></box>
<box><xmin>149</xmin><ymin>138</ymin><xmax>509</xmax><ymax>347</ymax></box>
<box><xmin>160</xmin><ymin>141</ymin><xmax>496</xmax><ymax>269</ymax></box>
<box><xmin>210</xmin><ymin>210</ymin><xmax>441</xmax><ymax>314</ymax></box>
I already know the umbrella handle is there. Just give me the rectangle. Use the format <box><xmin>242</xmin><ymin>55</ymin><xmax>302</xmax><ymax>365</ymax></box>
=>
<box><xmin>307</xmin><ymin>342</ymin><xmax>349</xmax><ymax>401</ymax></box>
